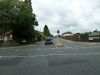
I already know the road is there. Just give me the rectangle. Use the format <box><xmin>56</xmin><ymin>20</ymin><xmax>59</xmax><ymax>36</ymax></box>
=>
<box><xmin>0</xmin><ymin>38</ymin><xmax>100</xmax><ymax>75</ymax></box>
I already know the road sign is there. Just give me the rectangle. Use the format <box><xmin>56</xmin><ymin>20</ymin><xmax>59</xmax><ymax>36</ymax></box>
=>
<box><xmin>57</xmin><ymin>30</ymin><xmax>60</xmax><ymax>34</ymax></box>
<box><xmin>55</xmin><ymin>39</ymin><xmax>62</xmax><ymax>46</ymax></box>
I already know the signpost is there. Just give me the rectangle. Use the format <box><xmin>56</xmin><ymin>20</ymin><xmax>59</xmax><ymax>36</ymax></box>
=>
<box><xmin>55</xmin><ymin>39</ymin><xmax>62</xmax><ymax>47</ymax></box>
<box><xmin>55</xmin><ymin>30</ymin><xmax>62</xmax><ymax>47</ymax></box>
<box><xmin>57</xmin><ymin>30</ymin><xmax>60</xmax><ymax>35</ymax></box>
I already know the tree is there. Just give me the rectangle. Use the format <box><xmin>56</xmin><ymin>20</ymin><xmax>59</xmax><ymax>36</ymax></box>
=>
<box><xmin>62</xmin><ymin>31</ymin><xmax>72</xmax><ymax>35</ymax></box>
<box><xmin>0</xmin><ymin>0</ymin><xmax>17</xmax><ymax>32</ymax></box>
<box><xmin>57</xmin><ymin>30</ymin><xmax>60</xmax><ymax>35</ymax></box>
<box><xmin>93</xmin><ymin>29</ymin><xmax>98</xmax><ymax>32</ymax></box>
<box><xmin>12</xmin><ymin>0</ymin><xmax>38</xmax><ymax>43</ymax></box>
<box><xmin>0</xmin><ymin>0</ymin><xmax>38</xmax><ymax>44</ymax></box>
<box><xmin>34</xmin><ymin>30</ymin><xmax>43</xmax><ymax>41</ymax></box>
<box><xmin>43</xmin><ymin>25</ymin><xmax>51</xmax><ymax>36</ymax></box>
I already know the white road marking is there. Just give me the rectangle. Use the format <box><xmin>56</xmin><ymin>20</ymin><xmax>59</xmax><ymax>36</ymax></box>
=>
<box><xmin>50</xmin><ymin>48</ymin><xmax>57</xmax><ymax>50</ymax></box>
<box><xmin>0</xmin><ymin>45</ymin><xmax>37</xmax><ymax>50</ymax></box>
<box><xmin>49</xmin><ymin>53</ymin><xmax>100</xmax><ymax>56</ymax></box>
<box><xmin>90</xmin><ymin>46</ymin><xmax>100</xmax><ymax>48</ymax></box>
<box><xmin>65</xmin><ymin>47</ymin><xmax>73</xmax><ymax>48</ymax></box>
<box><xmin>15</xmin><ymin>49</ymin><xmax>18</xmax><ymax>52</ymax></box>
<box><xmin>0</xmin><ymin>53</ymin><xmax>100</xmax><ymax>58</ymax></box>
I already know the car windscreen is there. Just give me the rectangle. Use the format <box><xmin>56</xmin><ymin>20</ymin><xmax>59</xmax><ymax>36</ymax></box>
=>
<box><xmin>45</xmin><ymin>38</ymin><xmax>51</xmax><ymax>41</ymax></box>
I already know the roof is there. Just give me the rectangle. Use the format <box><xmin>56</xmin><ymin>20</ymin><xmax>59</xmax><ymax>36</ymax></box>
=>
<box><xmin>89</xmin><ymin>32</ymin><xmax>100</xmax><ymax>36</ymax></box>
<box><xmin>62</xmin><ymin>34</ymin><xmax>73</xmax><ymax>36</ymax></box>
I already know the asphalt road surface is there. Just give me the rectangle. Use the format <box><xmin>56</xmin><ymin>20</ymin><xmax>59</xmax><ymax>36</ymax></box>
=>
<box><xmin>0</xmin><ymin>38</ymin><xmax>100</xmax><ymax>75</ymax></box>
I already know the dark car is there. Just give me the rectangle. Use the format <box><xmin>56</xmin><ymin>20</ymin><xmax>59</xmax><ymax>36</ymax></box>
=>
<box><xmin>45</xmin><ymin>37</ymin><xmax>53</xmax><ymax>45</ymax></box>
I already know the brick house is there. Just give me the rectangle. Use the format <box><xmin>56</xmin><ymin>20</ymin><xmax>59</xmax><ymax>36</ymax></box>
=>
<box><xmin>62</xmin><ymin>32</ymin><xmax>73</xmax><ymax>40</ymax></box>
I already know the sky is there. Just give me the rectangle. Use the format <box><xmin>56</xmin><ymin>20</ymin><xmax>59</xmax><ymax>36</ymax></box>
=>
<box><xmin>31</xmin><ymin>0</ymin><xmax>100</xmax><ymax>35</ymax></box>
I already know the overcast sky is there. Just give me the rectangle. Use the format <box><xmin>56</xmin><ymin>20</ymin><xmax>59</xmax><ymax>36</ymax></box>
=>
<box><xmin>31</xmin><ymin>0</ymin><xmax>100</xmax><ymax>35</ymax></box>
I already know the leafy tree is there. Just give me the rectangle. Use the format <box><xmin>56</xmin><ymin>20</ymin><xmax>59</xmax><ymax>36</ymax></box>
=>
<box><xmin>57</xmin><ymin>30</ymin><xmax>60</xmax><ymax>35</ymax></box>
<box><xmin>12</xmin><ymin>1</ymin><xmax>38</xmax><ymax>43</ymax></box>
<box><xmin>43</xmin><ymin>25</ymin><xmax>51</xmax><ymax>36</ymax></box>
<box><xmin>0</xmin><ymin>0</ymin><xmax>17</xmax><ymax>32</ymax></box>
<box><xmin>0</xmin><ymin>0</ymin><xmax>38</xmax><ymax>44</ymax></box>
<box><xmin>34</xmin><ymin>30</ymin><xmax>43</xmax><ymax>41</ymax></box>
<box><xmin>62</xmin><ymin>31</ymin><xmax>72</xmax><ymax>35</ymax></box>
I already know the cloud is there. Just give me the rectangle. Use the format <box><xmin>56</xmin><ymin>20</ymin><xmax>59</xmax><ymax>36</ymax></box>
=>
<box><xmin>32</xmin><ymin>0</ymin><xmax>100</xmax><ymax>35</ymax></box>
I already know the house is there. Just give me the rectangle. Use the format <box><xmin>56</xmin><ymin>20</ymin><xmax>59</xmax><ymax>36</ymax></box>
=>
<box><xmin>3</xmin><ymin>31</ymin><xmax>13</xmax><ymax>41</ymax></box>
<box><xmin>62</xmin><ymin>32</ymin><xmax>73</xmax><ymax>40</ymax></box>
<box><xmin>0</xmin><ymin>31</ymin><xmax>13</xmax><ymax>42</ymax></box>
<box><xmin>0</xmin><ymin>34</ymin><xmax>3</xmax><ymax>41</ymax></box>
<box><xmin>88</xmin><ymin>31</ymin><xmax>100</xmax><ymax>42</ymax></box>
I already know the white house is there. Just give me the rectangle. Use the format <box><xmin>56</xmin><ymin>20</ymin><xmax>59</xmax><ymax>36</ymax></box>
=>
<box><xmin>88</xmin><ymin>31</ymin><xmax>100</xmax><ymax>41</ymax></box>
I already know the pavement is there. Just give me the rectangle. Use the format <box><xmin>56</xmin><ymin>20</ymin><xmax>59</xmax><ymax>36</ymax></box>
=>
<box><xmin>0</xmin><ymin>38</ymin><xmax>100</xmax><ymax>75</ymax></box>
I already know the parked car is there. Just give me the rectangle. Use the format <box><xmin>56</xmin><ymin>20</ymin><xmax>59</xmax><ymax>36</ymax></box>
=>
<box><xmin>45</xmin><ymin>37</ymin><xmax>53</xmax><ymax>45</ymax></box>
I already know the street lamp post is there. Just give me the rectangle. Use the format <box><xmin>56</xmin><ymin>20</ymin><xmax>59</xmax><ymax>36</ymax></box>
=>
<box><xmin>57</xmin><ymin>30</ymin><xmax>60</xmax><ymax>38</ymax></box>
